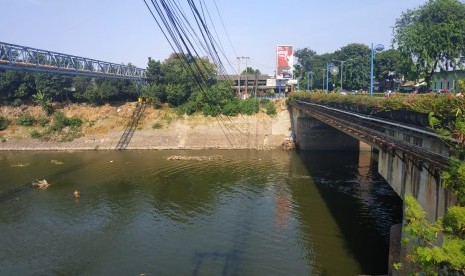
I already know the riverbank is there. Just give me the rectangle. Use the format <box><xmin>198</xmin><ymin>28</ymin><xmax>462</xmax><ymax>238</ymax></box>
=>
<box><xmin>0</xmin><ymin>100</ymin><xmax>292</xmax><ymax>151</ymax></box>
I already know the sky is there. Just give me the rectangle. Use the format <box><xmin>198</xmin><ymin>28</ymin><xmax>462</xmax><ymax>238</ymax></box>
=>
<box><xmin>1</xmin><ymin>0</ymin><xmax>428</xmax><ymax>75</ymax></box>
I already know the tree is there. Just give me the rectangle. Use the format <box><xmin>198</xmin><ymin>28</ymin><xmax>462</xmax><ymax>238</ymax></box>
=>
<box><xmin>375</xmin><ymin>49</ymin><xmax>416</xmax><ymax>91</ymax></box>
<box><xmin>32</xmin><ymin>91</ymin><xmax>53</xmax><ymax>115</ymax></box>
<box><xmin>294</xmin><ymin>48</ymin><xmax>318</xmax><ymax>74</ymax></box>
<box><xmin>0</xmin><ymin>70</ymin><xmax>35</xmax><ymax>102</ymax></box>
<box><xmin>400</xmin><ymin>195</ymin><xmax>465</xmax><ymax>275</ymax></box>
<box><xmin>294</xmin><ymin>48</ymin><xmax>319</xmax><ymax>89</ymax></box>
<box><xmin>146</xmin><ymin>57</ymin><xmax>163</xmax><ymax>84</ymax></box>
<box><xmin>394</xmin><ymin>0</ymin><xmax>465</xmax><ymax>87</ymax></box>
<box><xmin>332</xmin><ymin>43</ymin><xmax>371</xmax><ymax>91</ymax></box>
<box><xmin>241</xmin><ymin>67</ymin><xmax>261</xmax><ymax>75</ymax></box>
<box><xmin>148</xmin><ymin>53</ymin><xmax>217</xmax><ymax>106</ymax></box>
<box><xmin>33</xmin><ymin>73</ymin><xmax>73</xmax><ymax>102</ymax></box>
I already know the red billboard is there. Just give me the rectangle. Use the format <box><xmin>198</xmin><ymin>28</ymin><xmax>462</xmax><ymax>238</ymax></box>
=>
<box><xmin>276</xmin><ymin>45</ymin><xmax>293</xmax><ymax>79</ymax></box>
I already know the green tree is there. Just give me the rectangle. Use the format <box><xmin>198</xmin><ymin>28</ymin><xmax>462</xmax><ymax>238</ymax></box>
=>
<box><xmin>153</xmin><ymin>53</ymin><xmax>217</xmax><ymax>106</ymax></box>
<box><xmin>310</xmin><ymin>53</ymin><xmax>334</xmax><ymax>90</ymax></box>
<box><xmin>146</xmin><ymin>57</ymin><xmax>163</xmax><ymax>84</ymax></box>
<box><xmin>33</xmin><ymin>73</ymin><xmax>72</xmax><ymax>102</ymax></box>
<box><xmin>332</xmin><ymin>43</ymin><xmax>371</xmax><ymax>91</ymax></box>
<box><xmin>0</xmin><ymin>70</ymin><xmax>35</xmax><ymax>102</ymax></box>
<box><xmin>402</xmin><ymin>195</ymin><xmax>465</xmax><ymax>275</ymax></box>
<box><xmin>394</xmin><ymin>0</ymin><xmax>465</xmax><ymax>87</ymax></box>
<box><xmin>294</xmin><ymin>48</ymin><xmax>319</xmax><ymax>89</ymax></box>
<box><xmin>294</xmin><ymin>48</ymin><xmax>318</xmax><ymax>74</ymax></box>
<box><xmin>32</xmin><ymin>91</ymin><xmax>53</xmax><ymax>115</ymax></box>
<box><xmin>241</xmin><ymin>67</ymin><xmax>261</xmax><ymax>75</ymax></box>
<box><xmin>375</xmin><ymin>49</ymin><xmax>416</xmax><ymax>91</ymax></box>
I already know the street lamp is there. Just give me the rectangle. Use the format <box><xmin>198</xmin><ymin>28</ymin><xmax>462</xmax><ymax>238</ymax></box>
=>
<box><xmin>306</xmin><ymin>71</ymin><xmax>314</xmax><ymax>91</ymax></box>
<box><xmin>332</xmin><ymin>59</ymin><xmax>353</xmax><ymax>91</ymax></box>
<box><xmin>326</xmin><ymin>63</ymin><xmax>338</xmax><ymax>93</ymax></box>
<box><xmin>370</xmin><ymin>43</ymin><xmax>384</xmax><ymax>96</ymax></box>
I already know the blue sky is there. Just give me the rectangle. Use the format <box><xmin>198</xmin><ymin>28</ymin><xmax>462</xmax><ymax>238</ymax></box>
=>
<box><xmin>2</xmin><ymin>0</ymin><xmax>427</xmax><ymax>75</ymax></box>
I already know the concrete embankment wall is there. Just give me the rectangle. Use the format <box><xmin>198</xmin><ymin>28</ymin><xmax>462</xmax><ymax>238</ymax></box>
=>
<box><xmin>0</xmin><ymin>110</ymin><xmax>292</xmax><ymax>151</ymax></box>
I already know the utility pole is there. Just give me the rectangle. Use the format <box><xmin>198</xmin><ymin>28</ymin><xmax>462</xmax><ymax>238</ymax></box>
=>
<box><xmin>237</xmin><ymin>57</ymin><xmax>241</xmax><ymax>97</ymax></box>
<box><xmin>244</xmin><ymin>57</ymin><xmax>250</xmax><ymax>96</ymax></box>
<box><xmin>236</xmin><ymin>56</ymin><xmax>248</xmax><ymax>98</ymax></box>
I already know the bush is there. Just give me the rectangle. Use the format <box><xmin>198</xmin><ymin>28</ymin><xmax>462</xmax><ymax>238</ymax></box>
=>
<box><xmin>152</xmin><ymin>122</ymin><xmax>163</xmax><ymax>129</ymax></box>
<box><xmin>177</xmin><ymin>101</ymin><xmax>197</xmax><ymax>116</ymax></box>
<box><xmin>222</xmin><ymin>101</ymin><xmax>240</xmax><ymax>116</ymax></box>
<box><xmin>259</xmin><ymin>99</ymin><xmax>277</xmax><ymax>116</ymax></box>
<box><xmin>0</xmin><ymin>116</ymin><xmax>9</xmax><ymax>131</ymax></box>
<box><xmin>51</xmin><ymin>111</ymin><xmax>67</xmax><ymax>131</ymax></box>
<box><xmin>17</xmin><ymin>113</ymin><xmax>35</xmax><ymax>126</ymax></box>
<box><xmin>37</xmin><ymin>117</ymin><xmax>50</xmax><ymax>127</ymax></box>
<box><xmin>202</xmin><ymin>104</ymin><xmax>221</xmax><ymax>117</ymax></box>
<box><xmin>51</xmin><ymin>111</ymin><xmax>83</xmax><ymax>131</ymax></box>
<box><xmin>30</xmin><ymin>130</ymin><xmax>43</xmax><ymax>139</ymax></box>
<box><xmin>12</xmin><ymin>99</ymin><xmax>22</xmax><ymax>107</ymax></box>
<box><xmin>67</xmin><ymin>117</ymin><xmax>83</xmax><ymax>128</ymax></box>
<box><xmin>241</xmin><ymin>98</ymin><xmax>259</xmax><ymax>115</ymax></box>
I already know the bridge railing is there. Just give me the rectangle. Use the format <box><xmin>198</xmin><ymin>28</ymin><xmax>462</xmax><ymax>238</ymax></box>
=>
<box><xmin>0</xmin><ymin>41</ymin><xmax>146</xmax><ymax>81</ymax></box>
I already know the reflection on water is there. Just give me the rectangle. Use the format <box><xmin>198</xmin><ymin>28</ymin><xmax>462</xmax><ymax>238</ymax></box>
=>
<box><xmin>0</xmin><ymin>150</ymin><xmax>402</xmax><ymax>275</ymax></box>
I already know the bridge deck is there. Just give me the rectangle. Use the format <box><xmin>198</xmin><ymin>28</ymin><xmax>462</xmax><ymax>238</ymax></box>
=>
<box><xmin>291</xmin><ymin>100</ymin><xmax>449</xmax><ymax>170</ymax></box>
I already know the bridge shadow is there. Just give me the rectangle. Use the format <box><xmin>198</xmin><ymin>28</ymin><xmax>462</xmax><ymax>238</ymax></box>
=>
<box><xmin>115</xmin><ymin>102</ymin><xmax>146</xmax><ymax>150</ymax></box>
<box><xmin>295</xmin><ymin>149</ymin><xmax>403</xmax><ymax>275</ymax></box>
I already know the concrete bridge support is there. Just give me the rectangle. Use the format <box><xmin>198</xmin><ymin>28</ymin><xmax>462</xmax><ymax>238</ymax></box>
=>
<box><xmin>289</xmin><ymin>103</ymin><xmax>455</xmax><ymax>219</ymax></box>
<box><xmin>377</xmin><ymin>149</ymin><xmax>455</xmax><ymax>221</ymax></box>
<box><xmin>289</xmin><ymin>103</ymin><xmax>457</xmax><ymax>274</ymax></box>
<box><xmin>290</xmin><ymin>106</ymin><xmax>360</xmax><ymax>150</ymax></box>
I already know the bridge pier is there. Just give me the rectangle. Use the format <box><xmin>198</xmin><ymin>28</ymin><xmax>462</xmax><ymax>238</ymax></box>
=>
<box><xmin>288</xmin><ymin>102</ymin><xmax>458</xmax><ymax>274</ymax></box>
<box><xmin>377</xmin><ymin>149</ymin><xmax>454</xmax><ymax>221</ymax></box>
<box><xmin>290</xmin><ymin>106</ymin><xmax>360</xmax><ymax>150</ymax></box>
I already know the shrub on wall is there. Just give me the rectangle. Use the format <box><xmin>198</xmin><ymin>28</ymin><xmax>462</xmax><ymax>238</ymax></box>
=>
<box><xmin>0</xmin><ymin>116</ymin><xmax>9</xmax><ymax>131</ymax></box>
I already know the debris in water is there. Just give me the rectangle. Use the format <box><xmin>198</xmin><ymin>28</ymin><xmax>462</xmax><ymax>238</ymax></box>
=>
<box><xmin>167</xmin><ymin>155</ymin><xmax>223</xmax><ymax>161</ymax></box>
<box><xmin>11</xmin><ymin>163</ymin><xmax>29</xmax><ymax>167</ymax></box>
<box><xmin>51</xmin><ymin>160</ymin><xmax>64</xmax><ymax>165</ymax></box>
<box><xmin>73</xmin><ymin>190</ymin><xmax>80</xmax><ymax>198</ymax></box>
<box><xmin>32</xmin><ymin>179</ymin><xmax>50</xmax><ymax>190</ymax></box>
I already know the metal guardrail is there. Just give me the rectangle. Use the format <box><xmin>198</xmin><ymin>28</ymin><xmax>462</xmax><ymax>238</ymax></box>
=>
<box><xmin>0</xmin><ymin>41</ymin><xmax>146</xmax><ymax>80</ymax></box>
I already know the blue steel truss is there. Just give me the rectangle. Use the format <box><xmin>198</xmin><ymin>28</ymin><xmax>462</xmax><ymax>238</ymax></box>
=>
<box><xmin>0</xmin><ymin>41</ymin><xmax>146</xmax><ymax>80</ymax></box>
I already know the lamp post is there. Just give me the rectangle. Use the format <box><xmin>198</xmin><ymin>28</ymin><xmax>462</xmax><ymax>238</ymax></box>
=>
<box><xmin>370</xmin><ymin>43</ymin><xmax>384</xmax><ymax>96</ymax></box>
<box><xmin>326</xmin><ymin>63</ymin><xmax>330</xmax><ymax>93</ymax></box>
<box><xmin>332</xmin><ymin>59</ymin><xmax>353</xmax><ymax>91</ymax></box>
<box><xmin>306</xmin><ymin>71</ymin><xmax>314</xmax><ymax>91</ymax></box>
<box><xmin>327</xmin><ymin>63</ymin><xmax>338</xmax><ymax>93</ymax></box>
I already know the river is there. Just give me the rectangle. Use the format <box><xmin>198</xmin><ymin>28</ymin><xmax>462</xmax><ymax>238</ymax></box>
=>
<box><xmin>0</xmin><ymin>149</ymin><xmax>402</xmax><ymax>275</ymax></box>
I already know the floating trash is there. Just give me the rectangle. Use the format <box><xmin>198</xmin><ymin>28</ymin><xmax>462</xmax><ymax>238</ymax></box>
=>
<box><xmin>32</xmin><ymin>179</ymin><xmax>50</xmax><ymax>190</ymax></box>
<box><xmin>167</xmin><ymin>155</ymin><xmax>222</xmax><ymax>161</ymax></box>
<box><xmin>50</xmin><ymin>160</ymin><xmax>64</xmax><ymax>165</ymax></box>
<box><xmin>11</xmin><ymin>163</ymin><xmax>29</xmax><ymax>167</ymax></box>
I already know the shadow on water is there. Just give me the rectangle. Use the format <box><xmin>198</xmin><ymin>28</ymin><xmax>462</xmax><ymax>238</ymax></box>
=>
<box><xmin>295</xmin><ymin>149</ymin><xmax>403</xmax><ymax>275</ymax></box>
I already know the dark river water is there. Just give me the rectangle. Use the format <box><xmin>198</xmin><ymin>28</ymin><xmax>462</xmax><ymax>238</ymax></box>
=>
<box><xmin>0</xmin><ymin>150</ymin><xmax>402</xmax><ymax>275</ymax></box>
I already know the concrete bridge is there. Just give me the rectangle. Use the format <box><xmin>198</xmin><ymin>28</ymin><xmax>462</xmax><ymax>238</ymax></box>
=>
<box><xmin>288</xmin><ymin>99</ymin><xmax>456</xmax><ymax>221</ymax></box>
